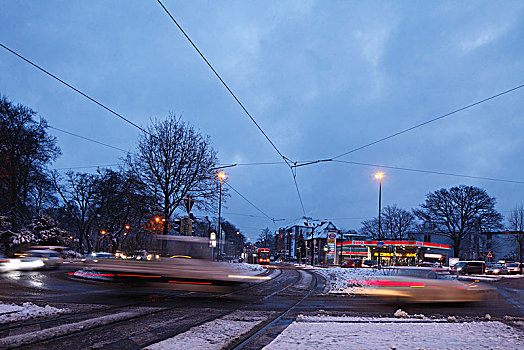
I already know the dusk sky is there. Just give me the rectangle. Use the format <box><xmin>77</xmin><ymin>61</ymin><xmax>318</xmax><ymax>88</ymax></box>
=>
<box><xmin>1</xmin><ymin>1</ymin><xmax>523</xmax><ymax>241</ymax></box>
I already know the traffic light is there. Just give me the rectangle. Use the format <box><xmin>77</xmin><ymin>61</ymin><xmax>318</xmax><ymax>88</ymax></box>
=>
<box><xmin>173</xmin><ymin>218</ymin><xmax>182</xmax><ymax>234</ymax></box>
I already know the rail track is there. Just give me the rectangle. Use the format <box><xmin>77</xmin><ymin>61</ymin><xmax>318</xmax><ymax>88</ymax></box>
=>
<box><xmin>0</xmin><ymin>265</ymin><xmax>323</xmax><ymax>349</ymax></box>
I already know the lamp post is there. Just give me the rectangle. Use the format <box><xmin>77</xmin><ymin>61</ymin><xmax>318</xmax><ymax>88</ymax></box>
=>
<box><xmin>217</xmin><ymin>172</ymin><xmax>226</xmax><ymax>257</ymax></box>
<box><xmin>375</xmin><ymin>172</ymin><xmax>384</xmax><ymax>268</ymax></box>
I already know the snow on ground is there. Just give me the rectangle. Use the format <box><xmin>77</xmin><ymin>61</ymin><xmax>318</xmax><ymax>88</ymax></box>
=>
<box><xmin>264</xmin><ymin>314</ymin><xmax>524</xmax><ymax>350</ymax></box>
<box><xmin>228</xmin><ymin>262</ymin><xmax>266</xmax><ymax>273</ymax></box>
<box><xmin>0</xmin><ymin>307</ymin><xmax>159</xmax><ymax>348</ymax></box>
<box><xmin>68</xmin><ymin>268</ymin><xmax>115</xmax><ymax>281</ymax></box>
<box><xmin>0</xmin><ymin>301</ymin><xmax>68</xmax><ymax>324</ymax></box>
<box><xmin>313</xmin><ymin>267</ymin><xmax>381</xmax><ymax>294</ymax></box>
<box><xmin>143</xmin><ymin>310</ymin><xmax>268</xmax><ymax>350</ymax></box>
<box><xmin>313</xmin><ymin>266</ymin><xmax>522</xmax><ymax>294</ymax></box>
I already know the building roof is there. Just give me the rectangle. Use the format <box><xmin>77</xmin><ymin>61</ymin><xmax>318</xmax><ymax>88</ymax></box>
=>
<box><xmin>282</xmin><ymin>218</ymin><xmax>322</xmax><ymax>230</ymax></box>
<box><xmin>309</xmin><ymin>221</ymin><xmax>339</xmax><ymax>239</ymax></box>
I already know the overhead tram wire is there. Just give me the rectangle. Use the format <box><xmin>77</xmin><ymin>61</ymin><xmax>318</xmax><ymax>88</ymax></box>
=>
<box><xmin>48</xmin><ymin>126</ymin><xmax>130</xmax><ymax>153</ymax></box>
<box><xmin>0</xmin><ymin>42</ymin><xmax>151</xmax><ymax>136</ymax></box>
<box><xmin>332</xmin><ymin>159</ymin><xmax>524</xmax><ymax>185</ymax></box>
<box><xmin>155</xmin><ymin>0</ymin><xmax>287</xmax><ymax>165</ymax></box>
<box><xmin>223</xmin><ymin>181</ymin><xmax>278</xmax><ymax>227</ymax></box>
<box><xmin>155</xmin><ymin>0</ymin><xmax>308</xmax><ymax>216</ymax></box>
<box><xmin>330</xmin><ymin>83</ymin><xmax>524</xmax><ymax>160</ymax></box>
<box><xmin>55</xmin><ymin>164</ymin><xmax>121</xmax><ymax>171</ymax></box>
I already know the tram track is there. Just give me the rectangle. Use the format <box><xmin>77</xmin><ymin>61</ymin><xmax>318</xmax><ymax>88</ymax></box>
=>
<box><xmin>1</xmin><ymin>266</ymin><xmax>285</xmax><ymax>349</ymax></box>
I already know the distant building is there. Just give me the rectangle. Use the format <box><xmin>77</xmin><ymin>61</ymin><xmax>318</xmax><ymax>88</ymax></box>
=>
<box><xmin>277</xmin><ymin>217</ymin><xmax>321</xmax><ymax>262</ymax></box>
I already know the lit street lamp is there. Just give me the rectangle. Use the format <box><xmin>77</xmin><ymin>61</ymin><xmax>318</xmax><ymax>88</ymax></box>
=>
<box><xmin>217</xmin><ymin>172</ymin><xmax>227</xmax><ymax>256</ymax></box>
<box><xmin>375</xmin><ymin>172</ymin><xmax>384</xmax><ymax>268</ymax></box>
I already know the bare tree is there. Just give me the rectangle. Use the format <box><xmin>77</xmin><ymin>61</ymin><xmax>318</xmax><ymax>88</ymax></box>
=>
<box><xmin>360</xmin><ymin>205</ymin><xmax>416</xmax><ymax>240</ymax></box>
<box><xmin>383</xmin><ymin>205</ymin><xmax>417</xmax><ymax>240</ymax></box>
<box><xmin>95</xmin><ymin>168</ymin><xmax>154</xmax><ymax>252</ymax></box>
<box><xmin>508</xmin><ymin>204</ymin><xmax>524</xmax><ymax>272</ymax></box>
<box><xmin>414</xmin><ymin>185</ymin><xmax>503</xmax><ymax>258</ymax></box>
<box><xmin>0</xmin><ymin>96</ymin><xmax>60</xmax><ymax>220</ymax></box>
<box><xmin>360</xmin><ymin>217</ymin><xmax>380</xmax><ymax>238</ymax></box>
<box><xmin>129</xmin><ymin>115</ymin><xmax>219</xmax><ymax>238</ymax></box>
<box><xmin>52</xmin><ymin>171</ymin><xmax>99</xmax><ymax>253</ymax></box>
<box><xmin>28</xmin><ymin>172</ymin><xmax>58</xmax><ymax>216</ymax></box>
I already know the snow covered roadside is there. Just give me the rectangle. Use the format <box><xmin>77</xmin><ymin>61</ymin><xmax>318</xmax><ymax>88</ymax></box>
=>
<box><xmin>143</xmin><ymin>310</ymin><xmax>268</xmax><ymax>350</ymax></box>
<box><xmin>228</xmin><ymin>262</ymin><xmax>266</xmax><ymax>274</ymax></box>
<box><xmin>0</xmin><ymin>301</ymin><xmax>68</xmax><ymax>324</ymax></box>
<box><xmin>68</xmin><ymin>268</ymin><xmax>115</xmax><ymax>281</ymax></box>
<box><xmin>264</xmin><ymin>313</ymin><xmax>524</xmax><ymax>350</ymax></box>
<box><xmin>0</xmin><ymin>307</ymin><xmax>160</xmax><ymax>348</ymax></box>
<box><xmin>313</xmin><ymin>267</ymin><xmax>380</xmax><ymax>294</ymax></box>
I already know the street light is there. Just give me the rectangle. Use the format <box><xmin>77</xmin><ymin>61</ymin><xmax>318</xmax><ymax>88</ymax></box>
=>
<box><xmin>217</xmin><ymin>172</ymin><xmax>227</xmax><ymax>257</ymax></box>
<box><xmin>375</xmin><ymin>172</ymin><xmax>384</xmax><ymax>268</ymax></box>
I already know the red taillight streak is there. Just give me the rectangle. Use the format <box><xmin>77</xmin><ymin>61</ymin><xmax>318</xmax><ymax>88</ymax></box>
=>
<box><xmin>168</xmin><ymin>280</ymin><xmax>212</xmax><ymax>285</ymax></box>
<box><xmin>68</xmin><ymin>272</ymin><xmax>114</xmax><ymax>277</ymax></box>
<box><xmin>348</xmin><ymin>279</ymin><xmax>426</xmax><ymax>287</ymax></box>
<box><xmin>117</xmin><ymin>274</ymin><xmax>162</xmax><ymax>278</ymax></box>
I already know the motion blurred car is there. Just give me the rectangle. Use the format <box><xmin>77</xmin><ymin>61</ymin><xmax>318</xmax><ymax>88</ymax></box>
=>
<box><xmin>13</xmin><ymin>250</ymin><xmax>63</xmax><ymax>270</ymax></box>
<box><xmin>506</xmin><ymin>262</ymin><xmax>522</xmax><ymax>274</ymax></box>
<box><xmin>83</xmin><ymin>252</ymin><xmax>115</xmax><ymax>261</ymax></box>
<box><xmin>449</xmin><ymin>261</ymin><xmax>485</xmax><ymax>275</ymax></box>
<box><xmin>0</xmin><ymin>253</ymin><xmax>10</xmax><ymax>272</ymax></box>
<box><xmin>341</xmin><ymin>259</ymin><xmax>362</xmax><ymax>268</ymax></box>
<box><xmin>487</xmin><ymin>263</ymin><xmax>508</xmax><ymax>275</ymax></box>
<box><xmin>357</xmin><ymin>274</ymin><xmax>495</xmax><ymax>303</ymax></box>
<box><xmin>390</xmin><ymin>266</ymin><xmax>447</xmax><ymax>279</ymax></box>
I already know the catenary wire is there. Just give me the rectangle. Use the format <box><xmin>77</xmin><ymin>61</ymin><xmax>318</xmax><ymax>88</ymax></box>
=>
<box><xmin>155</xmin><ymin>0</ymin><xmax>309</xmax><ymax>216</ymax></box>
<box><xmin>49</xmin><ymin>126</ymin><xmax>130</xmax><ymax>153</ymax></box>
<box><xmin>332</xmin><ymin>159</ymin><xmax>524</xmax><ymax>185</ymax></box>
<box><xmin>331</xmin><ymin>83</ymin><xmax>524</xmax><ymax>160</ymax></box>
<box><xmin>54</xmin><ymin>164</ymin><xmax>120</xmax><ymax>171</ymax></box>
<box><xmin>223</xmin><ymin>181</ymin><xmax>275</xmax><ymax>222</ymax></box>
<box><xmin>155</xmin><ymin>0</ymin><xmax>289</xmax><ymax>165</ymax></box>
<box><xmin>0</xmin><ymin>42</ymin><xmax>151</xmax><ymax>136</ymax></box>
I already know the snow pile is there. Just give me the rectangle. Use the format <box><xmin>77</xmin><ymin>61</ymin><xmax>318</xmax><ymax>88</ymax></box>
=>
<box><xmin>0</xmin><ymin>302</ymin><xmax>68</xmax><ymax>324</ymax></box>
<box><xmin>229</xmin><ymin>263</ymin><xmax>266</xmax><ymax>273</ymax></box>
<box><xmin>144</xmin><ymin>311</ymin><xmax>267</xmax><ymax>349</ymax></box>
<box><xmin>68</xmin><ymin>269</ymin><xmax>115</xmax><ymax>281</ymax></box>
<box><xmin>264</xmin><ymin>316</ymin><xmax>524</xmax><ymax>349</ymax></box>
<box><xmin>313</xmin><ymin>267</ymin><xmax>380</xmax><ymax>294</ymax></box>
<box><xmin>394</xmin><ymin>309</ymin><xmax>409</xmax><ymax>318</ymax></box>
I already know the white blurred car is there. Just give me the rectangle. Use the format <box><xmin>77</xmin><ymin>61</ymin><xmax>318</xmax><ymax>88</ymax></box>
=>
<box><xmin>0</xmin><ymin>253</ymin><xmax>10</xmax><ymax>272</ymax></box>
<box><xmin>12</xmin><ymin>250</ymin><xmax>63</xmax><ymax>270</ymax></box>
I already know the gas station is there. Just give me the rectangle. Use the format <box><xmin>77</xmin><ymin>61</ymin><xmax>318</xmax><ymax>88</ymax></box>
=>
<box><xmin>335</xmin><ymin>240</ymin><xmax>452</xmax><ymax>266</ymax></box>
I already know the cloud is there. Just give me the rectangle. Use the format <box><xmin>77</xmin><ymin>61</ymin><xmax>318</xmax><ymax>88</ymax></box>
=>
<box><xmin>459</xmin><ymin>25</ymin><xmax>508</xmax><ymax>53</ymax></box>
<box><xmin>353</xmin><ymin>28</ymin><xmax>390</xmax><ymax>68</ymax></box>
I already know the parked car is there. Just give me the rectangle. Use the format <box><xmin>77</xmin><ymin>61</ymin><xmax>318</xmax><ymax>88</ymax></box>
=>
<box><xmin>486</xmin><ymin>263</ymin><xmax>508</xmax><ymax>275</ymax></box>
<box><xmin>506</xmin><ymin>262</ymin><xmax>522</xmax><ymax>274</ymax></box>
<box><xmin>450</xmin><ymin>261</ymin><xmax>485</xmax><ymax>275</ymax></box>
<box><xmin>341</xmin><ymin>259</ymin><xmax>362</xmax><ymax>268</ymax></box>
<box><xmin>362</xmin><ymin>260</ymin><xmax>378</xmax><ymax>268</ymax></box>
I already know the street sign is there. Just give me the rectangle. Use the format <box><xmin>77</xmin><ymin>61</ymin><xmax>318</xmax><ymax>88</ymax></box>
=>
<box><xmin>487</xmin><ymin>251</ymin><xmax>493</xmax><ymax>258</ymax></box>
<box><xmin>184</xmin><ymin>194</ymin><xmax>195</xmax><ymax>214</ymax></box>
<box><xmin>377</xmin><ymin>241</ymin><xmax>385</xmax><ymax>246</ymax></box>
